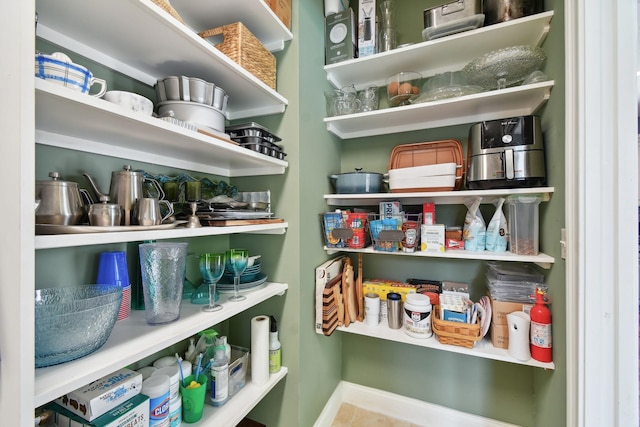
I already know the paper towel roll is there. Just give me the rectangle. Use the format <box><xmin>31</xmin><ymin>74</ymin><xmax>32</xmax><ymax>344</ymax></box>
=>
<box><xmin>251</xmin><ymin>315</ymin><xmax>270</xmax><ymax>386</ymax></box>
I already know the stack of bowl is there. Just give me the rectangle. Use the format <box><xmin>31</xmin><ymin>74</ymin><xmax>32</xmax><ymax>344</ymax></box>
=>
<box><xmin>155</xmin><ymin>76</ymin><xmax>228</xmax><ymax>133</ymax></box>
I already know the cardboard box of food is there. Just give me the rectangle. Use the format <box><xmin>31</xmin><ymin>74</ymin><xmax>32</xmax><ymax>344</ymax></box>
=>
<box><xmin>491</xmin><ymin>323</ymin><xmax>509</xmax><ymax>349</ymax></box>
<box><xmin>489</xmin><ymin>296</ymin><xmax>534</xmax><ymax>326</ymax></box>
<box><xmin>50</xmin><ymin>393</ymin><xmax>149</xmax><ymax>427</ymax></box>
<box><xmin>362</xmin><ymin>280</ymin><xmax>418</xmax><ymax>302</ymax></box>
<box><xmin>55</xmin><ymin>368</ymin><xmax>143</xmax><ymax>421</ymax></box>
<box><xmin>325</xmin><ymin>9</ymin><xmax>357</xmax><ymax>65</ymax></box>
<box><xmin>266</xmin><ymin>0</ymin><xmax>291</xmax><ymax>29</ymax></box>
<box><xmin>421</xmin><ymin>224</ymin><xmax>445</xmax><ymax>252</ymax></box>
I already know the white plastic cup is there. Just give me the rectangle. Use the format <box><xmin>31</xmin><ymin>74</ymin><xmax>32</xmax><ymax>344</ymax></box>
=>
<box><xmin>364</xmin><ymin>293</ymin><xmax>380</xmax><ymax>326</ymax></box>
<box><xmin>325</xmin><ymin>0</ymin><xmax>348</xmax><ymax>17</ymax></box>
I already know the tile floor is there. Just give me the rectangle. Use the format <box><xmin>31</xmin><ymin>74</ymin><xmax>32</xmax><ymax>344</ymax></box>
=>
<box><xmin>330</xmin><ymin>403</ymin><xmax>422</xmax><ymax>427</ymax></box>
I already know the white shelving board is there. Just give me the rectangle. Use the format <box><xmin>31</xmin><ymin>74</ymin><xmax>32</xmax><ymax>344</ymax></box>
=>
<box><xmin>35</xmin><ymin>0</ymin><xmax>288</xmax><ymax>119</ymax></box>
<box><xmin>171</xmin><ymin>0</ymin><xmax>292</xmax><ymax>52</ymax></box>
<box><xmin>35</xmin><ymin>222</ymin><xmax>289</xmax><ymax>250</ymax></box>
<box><xmin>199</xmin><ymin>367</ymin><xmax>288</xmax><ymax>426</ymax></box>
<box><xmin>34</xmin><ymin>282</ymin><xmax>288</xmax><ymax>407</ymax></box>
<box><xmin>324</xmin><ymin>187</ymin><xmax>555</xmax><ymax>206</ymax></box>
<box><xmin>338</xmin><ymin>322</ymin><xmax>555</xmax><ymax>370</ymax></box>
<box><xmin>35</xmin><ymin>80</ymin><xmax>287</xmax><ymax>177</ymax></box>
<box><xmin>324</xmin><ymin>81</ymin><xmax>553</xmax><ymax>139</ymax></box>
<box><xmin>324</xmin><ymin>246</ymin><xmax>554</xmax><ymax>269</ymax></box>
<box><xmin>324</xmin><ymin>11</ymin><xmax>554</xmax><ymax>90</ymax></box>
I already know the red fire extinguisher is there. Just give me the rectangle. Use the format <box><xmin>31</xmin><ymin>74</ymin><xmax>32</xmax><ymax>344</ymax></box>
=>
<box><xmin>530</xmin><ymin>287</ymin><xmax>552</xmax><ymax>362</ymax></box>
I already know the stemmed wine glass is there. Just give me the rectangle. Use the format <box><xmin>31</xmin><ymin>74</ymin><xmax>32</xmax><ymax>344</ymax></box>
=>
<box><xmin>226</xmin><ymin>248</ymin><xmax>248</xmax><ymax>302</ymax></box>
<box><xmin>199</xmin><ymin>253</ymin><xmax>226</xmax><ymax>312</ymax></box>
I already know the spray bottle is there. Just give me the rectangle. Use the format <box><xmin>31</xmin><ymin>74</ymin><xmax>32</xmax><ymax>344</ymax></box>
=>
<box><xmin>269</xmin><ymin>315</ymin><xmax>281</xmax><ymax>374</ymax></box>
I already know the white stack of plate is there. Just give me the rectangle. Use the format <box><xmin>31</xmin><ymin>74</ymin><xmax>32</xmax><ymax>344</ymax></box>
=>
<box><xmin>387</xmin><ymin>162</ymin><xmax>458</xmax><ymax>191</ymax></box>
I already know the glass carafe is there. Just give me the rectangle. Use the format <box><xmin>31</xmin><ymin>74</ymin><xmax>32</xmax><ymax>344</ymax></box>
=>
<box><xmin>378</xmin><ymin>0</ymin><xmax>396</xmax><ymax>52</ymax></box>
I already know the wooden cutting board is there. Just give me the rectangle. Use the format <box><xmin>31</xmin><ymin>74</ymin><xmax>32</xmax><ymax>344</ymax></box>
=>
<box><xmin>202</xmin><ymin>218</ymin><xmax>284</xmax><ymax>226</ymax></box>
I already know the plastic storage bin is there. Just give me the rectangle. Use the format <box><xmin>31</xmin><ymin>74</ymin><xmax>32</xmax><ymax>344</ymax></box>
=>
<box><xmin>507</xmin><ymin>194</ymin><xmax>542</xmax><ymax>255</ymax></box>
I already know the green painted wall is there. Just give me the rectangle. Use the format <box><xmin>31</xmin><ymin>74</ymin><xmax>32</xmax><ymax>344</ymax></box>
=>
<box><xmin>35</xmin><ymin>0</ymin><xmax>568</xmax><ymax>424</ymax></box>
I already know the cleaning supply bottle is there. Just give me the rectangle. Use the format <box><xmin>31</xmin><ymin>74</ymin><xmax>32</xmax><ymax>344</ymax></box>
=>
<box><xmin>217</xmin><ymin>336</ymin><xmax>231</xmax><ymax>361</ymax></box>
<box><xmin>269</xmin><ymin>315</ymin><xmax>281</xmax><ymax>374</ymax></box>
<box><xmin>194</xmin><ymin>329</ymin><xmax>218</xmax><ymax>366</ymax></box>
<box><xmin>209</xmin><ymin>345</ymin><xmax>229</xmax><ymax>406</ymax></box>
<box><xmin>184</xmin><ymin>337</ymin><xmax>196</xmax><ymax>363</ymax></box>
<box><xmin>530</xmin><ymin>287</ymin><xmax>552</xmax><ymax>363</ymax></box>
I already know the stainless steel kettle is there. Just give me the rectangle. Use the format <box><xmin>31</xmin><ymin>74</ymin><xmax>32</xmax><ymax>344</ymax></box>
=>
<box><xmin>83</xmin><ymin>165</ymin><xmax>164</xmax><ymax>226</ymax></box>
<box><xmin>35</xmin><ymin>172</ymin><xmax>89</xmax><ymax>225</ymax></box>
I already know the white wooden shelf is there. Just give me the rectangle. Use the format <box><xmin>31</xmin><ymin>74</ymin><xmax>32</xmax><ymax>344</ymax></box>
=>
<box><xmin>171</xmin><ymin>0</ymin><xmax>292</xmax><ymax>52</ymax></box>
<box><xmin>324</xmin><ymin>187</ymin><xmax>554</xmax><ymax>206</ymax></box>
<box><xmin>324</xmin><ymin>81</ymin><xmax>553</xmax><ymax>139</ymax></box>
<box><xmin>324</xmin><ymin>11</ymin><xmax>554</xmax><ymax>90</ymax></box>
<box><xmin>324</xmin><ymin>245</ymin><xmax>554</xmax><ymax>269</ymax></box>
<box><xmin>35</xmin><ymin>80</ymin><xmax>287</xmax><ymax>177</ymax></box>
<box><xmin>198</xmin><ymin>367</ymin><xmax>288</xmax><ymax>426</ymax></box>
<box><xmin>35</xmin><ymin>222</ymin><xmax>289</xmax><ymax>250</ymax></box>
<box><xmin>34</xmin><ymin>282</ymin><xmax>288</xmax><ymax>407</ymax></box>
<box><xmin>35</xmin><ymin>0</ymin><xmax>288</xmax><ymax>120</ymax></box>
<box><xmin>338</xmin><ymin>321</ymin><xmax>555</xmax><ymax>370</ymax></box>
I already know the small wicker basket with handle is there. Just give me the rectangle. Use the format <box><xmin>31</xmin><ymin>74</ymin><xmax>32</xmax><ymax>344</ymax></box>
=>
<box><xmin>199</xmin><ymin>22</ymin><xmax>276</xmax><ymax>89</ymax></box>
<box><xmin>432</xmin><ymin>305</ymin><xmax>483</xmax><ymax>348</ymax></box>
<box><xmin>151</xmin><ymin>0</ymin><xmax>184</xmax><ymax>24</ymax></box>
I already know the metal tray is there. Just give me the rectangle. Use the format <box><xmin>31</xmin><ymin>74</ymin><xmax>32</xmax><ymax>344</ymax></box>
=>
<box><xmin>35</xmin><ymin>221</ymin><xmax>186</xmax><ymax>235</ymax></box>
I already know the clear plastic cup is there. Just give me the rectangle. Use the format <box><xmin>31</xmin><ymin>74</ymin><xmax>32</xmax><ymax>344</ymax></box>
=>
<box><xmin>139</xmin><ymin>242</ymin><xmax>188</xmax><ymax>325</ymax></box>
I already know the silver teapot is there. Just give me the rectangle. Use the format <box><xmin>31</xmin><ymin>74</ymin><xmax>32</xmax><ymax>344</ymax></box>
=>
<box><xmin>83</xmin><ymin>165</ymin><xmax>164</xmax><ymax>226</ymax></box>
<box><xmin>35</xmin><ymin>172</ymin><xmax>90</xmax><ymax>225</ymax></box>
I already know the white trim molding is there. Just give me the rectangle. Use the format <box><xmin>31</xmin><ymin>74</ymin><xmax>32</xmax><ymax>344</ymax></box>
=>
<box><xmin>314</xmin><ymin>381</ymin><xmax>521</xmax><ymax>427</ymax></box>
<box><xmin>565</xmin><ymin>0</ymin><xmax>639</xmax><ymax>425</ymax></box>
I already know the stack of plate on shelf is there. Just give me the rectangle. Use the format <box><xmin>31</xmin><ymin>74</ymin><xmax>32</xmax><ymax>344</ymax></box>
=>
<box><xmin>218</xmin><ymin>259</ymin><xmax>268</xmax><ymax>293</ymax></box>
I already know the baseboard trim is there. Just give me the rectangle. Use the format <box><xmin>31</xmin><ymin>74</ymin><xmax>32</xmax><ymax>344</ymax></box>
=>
<box><xmin>314</xmin><ymin>381</ymin><xmax>521</xmax><ymax>427</ymax></box>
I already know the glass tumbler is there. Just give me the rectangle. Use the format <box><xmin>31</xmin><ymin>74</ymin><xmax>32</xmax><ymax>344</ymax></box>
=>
<box><xmin>139</xmin><ymin>242</ymin><xmax>188</xmax><ymax>325</ymax></box>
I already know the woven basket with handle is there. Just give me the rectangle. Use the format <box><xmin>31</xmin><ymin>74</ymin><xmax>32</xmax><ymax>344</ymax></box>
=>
<box><xmin>199</xmin><ymin>22</ymin><xmax>276</xmax><ymax>89</ymax></box>
<box><xmin>151</xmin><ymin>0</ymin><xmax>184</xmax><ymax>24</ymax></box>
<box><xmin>432</xmin><ymin>305</ymin><xmax>483</xmax><ymax>348</ymax></box>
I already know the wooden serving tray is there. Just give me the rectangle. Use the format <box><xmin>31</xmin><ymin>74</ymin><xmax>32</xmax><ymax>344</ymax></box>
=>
<box><xmin>388</xmin><ymin>139</ymin><xmax>465</xmax><ymax>192</ymax></box>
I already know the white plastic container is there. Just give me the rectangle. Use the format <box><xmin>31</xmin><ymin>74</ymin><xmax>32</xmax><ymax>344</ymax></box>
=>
<box><xmin>403</xmin><ymin>293</ymin><xmax>433</xmax><ymax>338</ymax></box>
<box><xmin>169</xmin><ymin>394</ymin><xmax>182</xmax><ymax>427</ymax></box>
<box><xmin>153</xmin><ymin>364</ymin><xmax>180</xmax><ymax>401</ymax></box>
<box><xmin>142</xmin><ymin>374</ymin><xmax>171</xmax><ymax>427</ymax></box>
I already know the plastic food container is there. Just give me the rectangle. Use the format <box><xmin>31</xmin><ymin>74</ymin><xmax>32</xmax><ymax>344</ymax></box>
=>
<box><xmin>507</xmin><ymin>194</ymin><xmax>542</xmax><ymax>255</ymax></box>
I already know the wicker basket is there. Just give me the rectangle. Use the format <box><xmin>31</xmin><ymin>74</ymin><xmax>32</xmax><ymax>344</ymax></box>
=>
<box><xmin>432</xmin><ymin>305</ymin><xmax>483</xmax><ymax>348</ymax></box>
<box><xmin>151</xmin><ymin>0</ymin><xmax>184</xmax><ymax>24</ymax></box>
<box><xmin>199</xmin><ymin>22</ymin><xmax>276</xmax><ymax>89</ymax></box>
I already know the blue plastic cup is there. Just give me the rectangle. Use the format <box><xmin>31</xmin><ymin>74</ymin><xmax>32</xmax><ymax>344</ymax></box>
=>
<box><xmin>97</xmin><ymin>251</ymin><xmax>130</xmax><ymax>288</ymax></box>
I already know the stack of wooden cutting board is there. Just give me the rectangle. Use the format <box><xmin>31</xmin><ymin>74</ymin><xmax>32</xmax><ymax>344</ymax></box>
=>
<box><xmin>315</xmin><ymin>255</ymin><xmax>364</xmax><ymax>336</ymax></box>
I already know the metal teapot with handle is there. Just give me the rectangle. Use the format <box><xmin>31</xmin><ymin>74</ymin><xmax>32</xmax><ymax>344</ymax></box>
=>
<box><xmin>83</xmin><ymin>165</ymin><xmax>164</xmax><ymax>226</ymax></box>
<box><xmin>35</xmin><ymin>172</ymin><xmax>91</xmax><ymax>225</ymax></box>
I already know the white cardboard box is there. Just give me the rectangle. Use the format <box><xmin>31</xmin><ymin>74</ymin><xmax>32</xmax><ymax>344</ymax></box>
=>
<box><xmin>358</xmin><ymin>0</ymin><xmax>376</xmax><ymax>57</ymax></box>
<box><xmin>421</xmin><ymin>224</ymin><xmax>446</xmax><ymax>252</ymax></box>
<box><xmin>51</xmin><ymin>393</ymin><xmax>149</xmax><ymax>427</ymax></box>
<box><xmin>55</xmin><ymin>368</ymin><xmax>143</xmax><ymax>421</ymax></box>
